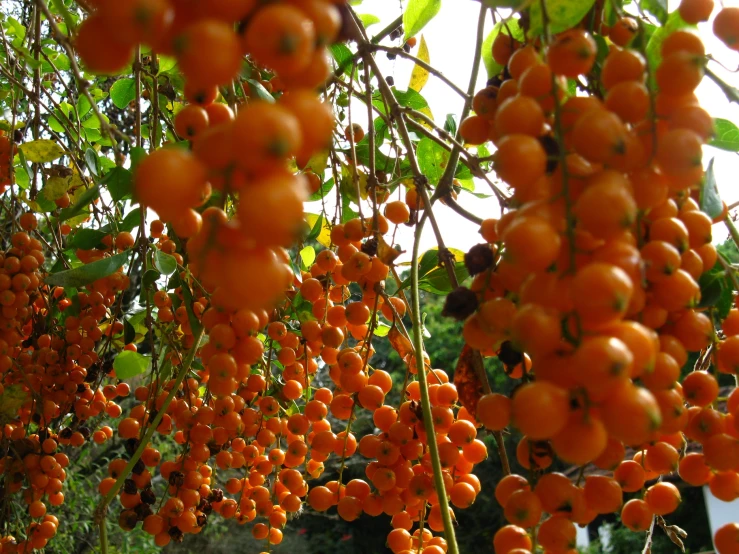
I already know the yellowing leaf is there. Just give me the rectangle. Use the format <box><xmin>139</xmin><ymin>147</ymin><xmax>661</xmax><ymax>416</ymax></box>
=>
<box><xmin>409</xmin><ymin>35</ymin><xmax>430</xmax><ymax>92</ymax></box>
<box><xmin>0</xmin><ymin>384</ymin><xmax>28</xmax><ymax>426</ymax></box>
<box><xmin>42</xmin><ymin>176</ymin><xmax>71</xmax><ymax>201</ymax></box>
<box><xmin>304</xmin><ymin>213</ymin><xmax>332</xmax><ymax>248</ymax></box>
<box><xmin>19</xmin><ymin>139</ymin><xmax>65</xmax><ymax>163</ymax></box>
<box><xmin>304</xmin><ymin>149</ymin><xmax>330</xmax><ymax>175</ymax></box>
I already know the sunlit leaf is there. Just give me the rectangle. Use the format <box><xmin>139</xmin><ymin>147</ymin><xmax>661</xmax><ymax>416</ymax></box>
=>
<box><xmin>113</xmin><ymin>351</ymin><xmax>150</xmax><ymax>379</ymax></box>
<box><xmin>403</xmin><ymin>0</ymin><xmax>441</xmax><ymax>41</ymax></box>
<box><xmin>19</xmin><ymin>139</ymin><xmax>65</xmax><ymax>163</ymax></box>
<box><xmin>358</xmin><ymin>14</ymin><xmax>381</xmax><ymax>28</ymax></box>
<box><xmin>304</xmin><ymin>213</ymin><xmax>332</xmax><ymax>248</ymax></box>
<box><xmin>710</xmin><ymin>118</ymin><xmax>739</xmax><ymax>152</ymax></box>
<box><xmin>409</xmin><ymin>35</ymin><xmax>430</xmax><ymax>92</ymax></box>
<box><xmin>300</xmin><ymin>245</ymin><xmax>316</xmax><ymax>269</ymax></box>
<box><xmin>528</xmin><ymin>0</ymin><xmax>596</xmax><ymax>37</ymax></box>
<box><xmin>417</xmin><ymin>137</ymin><xmax>450</xmax><ymax>185</ymax></box>
<box><xmin>480</xmin><ymin>19</ymin><xmax>525</xmax><ymax>80</ymax></box>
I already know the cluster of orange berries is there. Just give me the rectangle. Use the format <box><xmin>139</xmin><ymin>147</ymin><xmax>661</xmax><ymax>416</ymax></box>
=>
<box><xmin>452</xmin><ymin>1</ymin><xmax>739</xmax><ymax>552</ymax></box>
<box><xmin>0</xmin><ymin>212</ymin><xmax>148</xmax><ymax>551</ymax></box>
<box><xmin>0</xmin><ymin>132</ymin><xmax>16</xmax><ymax>193</ymax></box>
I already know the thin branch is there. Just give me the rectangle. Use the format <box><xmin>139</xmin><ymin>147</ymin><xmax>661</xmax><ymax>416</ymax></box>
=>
<box><xmin>368</xmin><ymin>44</ymin><xmax>470</xmax><ymax>100</ymax></box>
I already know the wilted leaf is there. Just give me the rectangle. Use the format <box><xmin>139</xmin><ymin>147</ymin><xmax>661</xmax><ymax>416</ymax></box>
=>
<box><xmin>388</xmin><ymin>325</ymin><xmax>413</xmax><ymax>360</ymax></box>
<box><xmin>113</xmin><ymin>350</ymin><xmax>149</xmax><ymax>379</ymax></box>
<box><xmin>409</xmin><ymin>35</ymin><xmax>430</xmax><ymax>92</ymax></box>
<box><xmin>377</xmin><ymin>235</ymin><xmax>403</xmax><ymax>265</ymax></box>
<box><xmin>19</xmin><ymin>139</ymin><xmax>65</xmax><ymax>163</ymax></box>
<box><xmin>45</xmin><ymin>250</ymin><xmax>128</xmax><ymax>288</ymax></box>
<box><xmin>403</xmin><ymin>0</ymin><xmax>441</xmax><ymax>41</ymax></box>
<box><xmin>454</xmin><ymin>345</ymin><xmax>483</xmax><ymax>417</ymax></box>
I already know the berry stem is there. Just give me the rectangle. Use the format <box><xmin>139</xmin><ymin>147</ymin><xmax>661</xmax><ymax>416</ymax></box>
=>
<box><xmin>410</xmin><ymin>213</ymin><xmax>460</xmax><ymax>554</ymax></box>
<box><xmin>95</xmin><ymin>325</ymin><xmax>206</xmax><ymax>553</ymax></box>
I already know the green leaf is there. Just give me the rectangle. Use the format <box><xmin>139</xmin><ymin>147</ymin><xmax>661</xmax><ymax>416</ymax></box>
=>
<box><xmin>58</xmin><ymin>185</ymin><xmax>99</xmax><ymax>222</ymax></box>
<box><xmin>101</xmin><ymin>167</ymin><xmax>133</xmax><ymax>202</ymax></box>
<box><xmin>698</xmin><ymin>265</ymin><xmax>733</xmax><ymax>319</ymax></box>
<box><xmin>180</xmin><ymin>281</ymin><xmax>203</xmax><ymax>336</ymax></box>
<box><xmin>392</xmin><ymin>87</ymin><xmax>428</xmax><ymax>110</ymax></box>
<box><xmin>124</xmin><ymin>310</ymin><xmax>147</xmax><ymax>344</ymax></box>
<box><xmin>403</xmin><ymin>0</ymin><xmax>441</xmax><ymax>41</ymax></box>
<box><xmin>85</xmin><ymin>147</ymin><xmax>99</xmax><ymax>176</ymax></box>
<box><xmin>300</xmin><ymin>245</ymin><xmax>316</xmax><ymax>270</ymax></box>
<box><xmin>121</xmin><ymin>208</ymin><xmax>142</xmax><ymax>232</ymax></box>
<box><xmin>19</xmin><ymin>139</ymin><xmax>65</xmax><ymax>163</ymax></box>
<box><xmin>419</xmin><ymin>263</ymin><xmax>469</xmax><ymax>295</ymax></box>
<box><xmin>68</xmin><ymin>229</ymin><xmax>107</xmax><ymax>250</ymax></box>
<box><xmin>110</xmin><ymin>78</ymin><xmax>136</xmax><ymax>109</ymax></box>
<box><xmin>244</xmin><ymin>79</ymin><xmax>275</xmax><ymax>103</ymax></box>
<box><xmin>642</xmin><ymin>0</ymin><xmax>667</xmax><ymax>24</ymax></box>
<box><xmin>142</xmin><ymin>269</ymin><xmax>160</xmax><ymax>290</ymax></box>
<box><xmin>417</xmin><ymin>137</ymin><xmax>450</xmax><ymax>186</ymax></box>
<box><xmin>129</xmin><ymin>146</ymin><xmax>147</xmax><ymax>170</ymax></box>
<box><xmin>700</xmin><ymin>158</ymin><xmax>722</xmax><ymax>219</ymax></box>
<box><xmin>646</xmin><ymin>11</ymin><xmax>692</xmax><ymax>84</ymax></box>
<box><xmin>480</xmin><ymin>19</ymin><xmax>524</xmax><ymax>80</ymax></box>
<box><xmin>374</xmin><ymin>322</ymin><xmax>391</xmax><ymax>337</ymax></box>
<box><xmin>45</xmin><ymin>250</ymin><xmax>129</xmax><ymax>288</ymax></box>
<box><xmin>710</xmin><ymin>118</ymin><xmax>739</xmax><ymax>152</ymax></box>
<box><xmin>528</xmin><ymin>0</ymin><xmax>596</xmax><ymax>37</ymax></box>
<box><xmin>113</xmin><ymin>351</ymin><xmax>150</xmax><ymax>379</ymax></box>
<box><xmin>153</xmin><ymin>249</ymin><xmax>177</xmax><ymax>275</ymax></box>
<box><xmin>359</xmin><ymin>14</ymin><xmax>381</xmax><ymax>28</ymax></box>
<box><xmin>444</xmin><ymin>114</ymin><xmax>457</xmax><ymax>136</ymax></box>
<box><xmin>603</xmin><ymin>0</ymin><xmax>623</xmax><ymax>26</ymax></box>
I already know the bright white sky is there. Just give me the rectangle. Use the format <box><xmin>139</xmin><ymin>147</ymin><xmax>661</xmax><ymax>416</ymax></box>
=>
<box><xmin>307</xmin><ymin>0</ymin><xmax>739</xmax><ymax>262</ymax></box>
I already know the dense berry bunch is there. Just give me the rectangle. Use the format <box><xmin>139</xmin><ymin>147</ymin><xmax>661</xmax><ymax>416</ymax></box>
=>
<box><xmin>1</xmin><ymin>0</ymin><xmax>739</xmax><ymax>553</ymax></box>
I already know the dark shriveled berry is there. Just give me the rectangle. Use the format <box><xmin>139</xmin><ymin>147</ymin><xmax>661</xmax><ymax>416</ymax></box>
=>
<box><xmin>442</xmin><ymin>287</ymin><xmax>479</xmax><ymax>321</ymax></box>
<box><xmin>464</xmin><ymin>243</ymin><xmax>494</xmax><ymax>276</ymax></box>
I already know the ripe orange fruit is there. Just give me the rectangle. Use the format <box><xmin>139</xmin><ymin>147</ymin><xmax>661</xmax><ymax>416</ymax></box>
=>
<box><xmin>511</xmin><ymin>382</ymin><xmax>569</xmax><ymax>440</ymax></box>
<box><xmin>243</xmin><ymin>4</ymin><xmax>316</xmax><ymax>76</ymax></box>
<box><xmin>714</xmin><ymin>7</ymin><xmax>739</xmax><ymax>51</ymax></box>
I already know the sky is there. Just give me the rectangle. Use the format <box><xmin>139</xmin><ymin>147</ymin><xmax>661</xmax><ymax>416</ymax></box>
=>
<box><xmin>307</xmin><ymin>0</ymin><xmax>739</xmax><ymax>263</ymax></box>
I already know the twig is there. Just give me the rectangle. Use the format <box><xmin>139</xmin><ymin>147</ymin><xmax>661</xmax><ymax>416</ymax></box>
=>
<box><xmin>368</xmin><ymin>44</ymin><xmax>470</xmax><ymax>100</ymax></box>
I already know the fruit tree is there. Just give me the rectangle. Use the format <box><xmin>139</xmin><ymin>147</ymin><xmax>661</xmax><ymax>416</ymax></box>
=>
<box><xmin>1</xmin><ymin>0</ymin><xmax>739</xmax><ymax>553</ymax></box>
